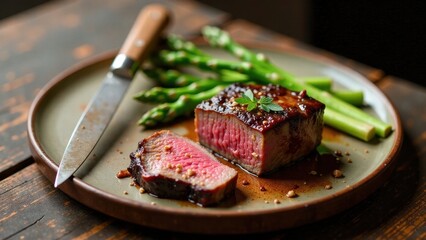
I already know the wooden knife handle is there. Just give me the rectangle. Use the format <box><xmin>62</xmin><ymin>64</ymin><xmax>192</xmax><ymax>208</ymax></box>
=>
<box><xmin>111</xmin><ymin>4</ymin><xmax>170</xmax><ymax>78</ymax></box>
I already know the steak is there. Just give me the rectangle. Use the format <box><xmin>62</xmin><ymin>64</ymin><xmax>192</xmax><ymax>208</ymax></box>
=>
<box><xmin>195</xmin><ymin>84</ymin><xmax>325</xmax><ymax>176</ymax></box>
<box><xmin>128</xmin><ymin>130</ymin><xmax>238</xmax><ymax>206</ymax></box>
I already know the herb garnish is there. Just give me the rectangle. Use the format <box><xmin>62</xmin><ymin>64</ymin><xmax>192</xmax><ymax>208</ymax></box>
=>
<box><xmin>235</xmin><ymin>89</ymin><xmax>283</xmax><ymax>112</ymax></box>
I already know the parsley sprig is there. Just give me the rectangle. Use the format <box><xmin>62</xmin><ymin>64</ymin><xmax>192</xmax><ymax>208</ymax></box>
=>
<box><xmin>235</xmin><ymin>89</ymin><xmax>283</xmax><ymax>112</ymax></box>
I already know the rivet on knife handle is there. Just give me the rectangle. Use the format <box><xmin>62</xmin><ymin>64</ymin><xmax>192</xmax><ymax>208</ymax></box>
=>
<box><xmin>111</xmin><ymin>4</ymin><xmax>170</xmax><ymax>79</ymax></box>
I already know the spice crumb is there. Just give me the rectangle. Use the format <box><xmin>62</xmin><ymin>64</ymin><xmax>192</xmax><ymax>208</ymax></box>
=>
<box><xmin>151</xmin><ymin>202</ymin><xmax>156</xmax><ymax>205</ymax></box>
<box><xmin>260</xmin><ymin>186</ymin><xmax>267</xmax><ymax>192</ymax></box>
<box><xmin>332</xmin><ymin>169</ymin><xmax>344</xmax><ymax>178</ymax></box>
<box><xmin>286</xmin><ymin>190</ymin><xmax>298</xmax><ymax>198</ymax></box>
<box><xmin>116</xmin><ymin>169</ymin><xmax>131</xmax><ymax>179</ymax></box>
<box><xmin>264</xmin><ymin>200</ymin><xmax>269</xmax><ymax>204</ymax></box>
<box><xmin>274</xmin><ymin>199</ymin><xmax>281</xmax><ymax>204</ymax></box>
<box><xmin>251</xmin><ymin>152</ymin><xmax>259</xmax><ymax>158</ymax></box>
<box><xmin>130</xmin><ymin>182</ymin><xmax>135</xmax><ymax>186</ymax></box>
<box><xmin>347</xmin><ymin>158</ymin><xmax>353</xmax><ymax>163</ymax></box>
<box><xmin>334</xmin><ymin>150</ymin><xmax>343</xmax><ymax>157</ymax></box>
<box><xmin>345</xmin><ymin>151</ymin><xmax>350</xmax><ymax>156</ymax></box>
<box><xmin>325</xmin><ymin>184</ymin><xmax>332</xmax><ymax>190</ymax></box>
<box><xmin>365</xmin><ymin>149</ymin><xmax>369</xmax><ymax>153</ymax></box>
<box><xmin>139</xmin><ymin>188</ymin><xmax>145</xmax><ymax>194</ymax></box>
<box><xmin>164</xmin><ymin>145</ymin><xmax>172</xmax><ymax>151</ymax></box>
<box><xmin>187</xmin><ymin>169</ymin><xmax>196</xmax><ymax>177</ymax></box>
<box><xmin>123</xmin><ymin>191</ymin><xmax>128</xmax><ymax>195</ymax></box>
<box><xmin>242</xmin><ymin>180</ymin><xmax>250</xmax><ymax>185</ymax></box>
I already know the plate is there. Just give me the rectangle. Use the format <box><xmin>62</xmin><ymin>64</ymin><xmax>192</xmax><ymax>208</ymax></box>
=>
<box><xmin>28</xmin><ymin>45</ymin><xmax>402</xmax><ymax>234</ymax></box>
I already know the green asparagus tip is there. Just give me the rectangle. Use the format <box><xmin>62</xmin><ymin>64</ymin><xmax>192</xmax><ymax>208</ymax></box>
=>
<box><xmin>202</xmin><ymin>25</ymin><xmax>231</xmax><ymax>47</ymax></box>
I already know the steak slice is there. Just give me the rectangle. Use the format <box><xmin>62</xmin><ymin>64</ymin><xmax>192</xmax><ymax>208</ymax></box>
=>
<box><xmin>195</xmin><ymin>83</ymin><xmax>325</xmax><ymax>176</ymax></box>
<box><xmin>128</xmin><ymin>130</ymin><xmax>238</xmax><ymax>206</ymax></box>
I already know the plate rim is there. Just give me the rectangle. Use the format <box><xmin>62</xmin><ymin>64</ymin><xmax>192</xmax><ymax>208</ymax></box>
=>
<box><xmin>27</xmin><ymin>45</ymin><xmax>403</xmax><ymax>233</ymax></box>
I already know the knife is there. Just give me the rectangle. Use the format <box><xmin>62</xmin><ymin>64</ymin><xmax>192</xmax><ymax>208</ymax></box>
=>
<box><xmin>54</xmin><ymin>5</ymin><xmax>170</xmax><ymax>187</ymax></box>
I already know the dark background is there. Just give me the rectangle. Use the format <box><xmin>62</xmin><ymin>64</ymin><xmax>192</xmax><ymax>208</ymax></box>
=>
<box><xmin>2</xmin><ymin>0</ymin><xmax>424</xmax><ymax>86</ymax></box>
<box><xmin>197</xmin><ymin>0</ymin><xmax>425</xmax><ymax>87</ymax></box>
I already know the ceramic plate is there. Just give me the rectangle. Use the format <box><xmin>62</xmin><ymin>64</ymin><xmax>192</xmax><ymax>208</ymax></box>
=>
<box><xmin>28</xmin><ymin>45</ymin><xmax>402</xmax><ymax>234</ymax></box>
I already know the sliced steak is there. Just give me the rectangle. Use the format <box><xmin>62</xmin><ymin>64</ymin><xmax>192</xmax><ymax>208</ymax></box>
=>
<box><xmin>128</xmin><ymin>130</ymin><xmax>238</xmax><ymax>206</ymax></box>
<box><xmin>195</xmin><ymin>84</ymin><xmax>325</xmax><ymax>176</ymax></box>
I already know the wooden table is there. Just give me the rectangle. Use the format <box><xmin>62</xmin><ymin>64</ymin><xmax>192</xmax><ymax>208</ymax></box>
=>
<box><xmin>1</xmin><ymin>0</ymin><xmax>424</xmax><ymax>239</ymax></box>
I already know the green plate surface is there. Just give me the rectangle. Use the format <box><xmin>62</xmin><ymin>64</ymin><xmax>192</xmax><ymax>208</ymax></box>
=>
<box><xmin>28</xmin><ymin>46</ymin><xmax>401</xmax><ymax>234</ymax></box>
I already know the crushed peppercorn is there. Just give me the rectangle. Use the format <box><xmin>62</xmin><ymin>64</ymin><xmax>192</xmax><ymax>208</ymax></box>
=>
<box><xmin>286</xmin><ymin>190</ymin><xmax>298</xmax><ymax>198</ymax></box>
<box><xmin>332</xmin><ymin>169</ymin><xmax>344</xmax><ymax>178</ymax></box>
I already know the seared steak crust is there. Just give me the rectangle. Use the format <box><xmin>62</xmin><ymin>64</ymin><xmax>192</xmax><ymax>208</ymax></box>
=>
<box><xmin>196</xmin><ymin>84</ymin><xmax>324</xmax><ymax>132</ymax></box>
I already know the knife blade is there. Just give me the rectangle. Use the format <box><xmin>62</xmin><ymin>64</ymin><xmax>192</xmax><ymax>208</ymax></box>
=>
<box><xmin>54</xmin><ymin>4</ymin><xmax>170</xmax><ymax>187</ymax></box>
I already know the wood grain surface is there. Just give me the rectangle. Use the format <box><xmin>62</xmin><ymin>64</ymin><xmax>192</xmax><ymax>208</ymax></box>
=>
<box><xmin>0</xmin><ymin>0</ymin><xmax>228</xmax><ymax>179</ymax></box>
<box><xmin>0</xmin><ymin>1</ymin><xmax>425</xmax><ymax>239</ymax></box>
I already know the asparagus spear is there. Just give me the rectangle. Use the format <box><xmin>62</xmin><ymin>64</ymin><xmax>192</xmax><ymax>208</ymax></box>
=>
<box><xmin>142</xmin><ymin>68</ymin><xmax>200</xmax><ymax>87</ymax></box>
<box><xmin>167</xmin><ymin>34</ymin><xmax>208</xmax><ymax>56</ymax></box>
<box><xmin>324</xmin><ymin>108</ymin><xmax>374</xmax><ymax>141</ymax></box>
<box><xmin>331</xmin><ymin>90</ymin><xmax>364</xmax><ymax>107</ymax></box>
<box><xmin>300</xmin><ymin>76</ymin><xmax>333</xmax><ymax>91</ymax></box>
<box><xmin>134</xmin><ymin>79</ymin><xmax>229</xmax><ymax>103</ymax></box>
<box><xmin>297</xmin><ymin>77</ymin><xmax>364</xmax><ymax>105</ymax></box>
<box><xmin>202</xmin><ymin>26</ymin><xmax>293</xmax><ymax>80</ymax></box>
<box><xmin>157</xmin><ymin>50</ymin><xmax>271</xmax><ymax>84</ymax></box>
<box><xmin>202</xmin><ymin>26</ymin><xmax>391</xmax><ymax>138</ymax></box>
<box><xmin>138</xmin><ymin>86</ymin><xmax>225</xmax><ymax>127</ymax></box>
<box><xmin>167</xmin><ymin>35</ymin><xmax>252</xmax><ymax>82</ymax></box>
